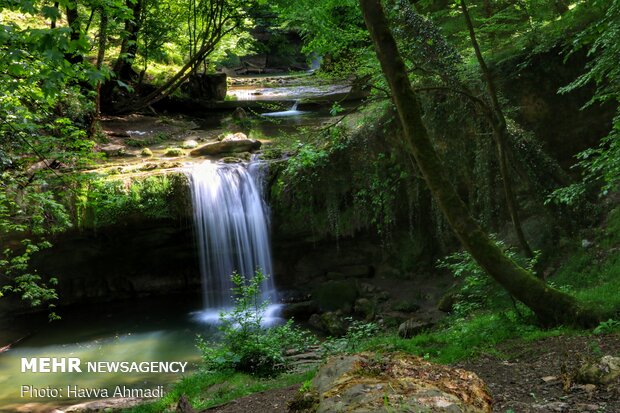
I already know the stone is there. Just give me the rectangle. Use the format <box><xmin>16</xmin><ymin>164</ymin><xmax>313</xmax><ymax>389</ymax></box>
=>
<box><xmin>354</xmin><ymin>298</ymin><xmax>376</xmax><ymax>321</ymax></box>
<box><xmin>282</xmin><ymin>301</ymin><xmax>318</xmax><ymax>320</ymax></box>
<box><xmin>190</xmin><ymin>133</ymin><xmax>261</xmax><ymax>156</ymax></box>
<box><xmin>140</xmin><ymin>147</ymin><xmax>153</xmax><ymax>157</ymax></box>
<box><xmin>337</xmin><ymin>264</ymin><xmax>373</xmax><ymax>278</ymax></box>
<box><xmin>576</xmin><ymin>355</ymin><xmax>620</xmax><ymax>385</ymax></box>
<box><xmin>320</xmin><ymin>311</ymin><xmax>347</xmax><ymax>336</ymax></box>
<box><xmin>313</xmin><ymin>279</ymin><xmax>358</xmax><ymax>312</ymax></box>
<box><xmin>438</xmin><ymin>292</ymin><xmax>458</xmax><ymax>313</ymax></box>
<box><xmin>398</xmin><ymin>318</ymin><xmax>435</xmax><ymax>338</ymax></box>
<box><xmin>99</xmin><ymin>144</ymin><xmax>126</xmax><ymax>157</ymax></box>
<box><xmin>164</xmin><ymin>147</ymin><xmax>185</xmax><ymax>157</ymax></box>
<box><xmin>184</xmin><ymin>73</ymin><xmax>227</xmax><ymax>100</ymax></box>
<box><xmin>181</xmin><ymin>139</ymin><xmax>199</xmax><ymax>149</ymax></box>
<box><xmin>232</xmin><ymin>107</ymin><xmax>248</xmax><ymax>121</ymax></box>
<box><xmin>532</xmin><ymin>402</ymin><xmax>569</xmax><ymax>412</ymax></box>
<box><xmin>313</xmin><ymin>353</ymin><xmax>492</xmax><ymax>413</ymax></box>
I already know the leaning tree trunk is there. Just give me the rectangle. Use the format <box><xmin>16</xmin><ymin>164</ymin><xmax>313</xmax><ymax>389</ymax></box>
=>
<box><xmin>359</xmin><ymin>0</ymin><xmax>603</xmax><ymax>327</ymax></box>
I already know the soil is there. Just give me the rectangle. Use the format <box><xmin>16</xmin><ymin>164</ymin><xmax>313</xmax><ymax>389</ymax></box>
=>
<box><xmin>203</xmin><ymin>333</ymin><xmax>620</xmax><ymax>413</ymax></box>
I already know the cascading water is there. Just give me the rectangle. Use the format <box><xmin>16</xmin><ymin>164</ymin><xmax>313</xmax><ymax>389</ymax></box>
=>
<box><xmin>188</xmin><ymin>161</ymin><xmax>278</xmax><ymax>322</ymax></box>
<box><xmin>262</xmin><ymin>100</ymin><xmax>305</xmax><ymax>117</ymax></box>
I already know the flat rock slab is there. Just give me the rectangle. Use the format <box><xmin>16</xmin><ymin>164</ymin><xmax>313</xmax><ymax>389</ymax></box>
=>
<box><xmin>313</xmin><ymin>352</ymin><xmax>492</xmax><ymax>413</ymax></box>
<box><xmin>191</xmin><ymin>132</ymin><xmax>261</xmax><ymax>156</ymax></box>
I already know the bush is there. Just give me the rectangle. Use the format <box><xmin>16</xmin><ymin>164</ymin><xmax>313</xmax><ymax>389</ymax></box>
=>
<box><xmin>198</xmin><ymin>270</ymin><xmax>317</xmax><ymax>377</ymax></box>
<box><xmin>437</xmin><ymin>237</ymin><xmax>539</xmax><ymax>317</ymax></box>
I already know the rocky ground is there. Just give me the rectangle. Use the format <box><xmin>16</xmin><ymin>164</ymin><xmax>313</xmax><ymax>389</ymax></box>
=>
<box><xmin>200</xmin><ymin>333</ymin><xmax>619</xmax><ymax>413</ymax></box>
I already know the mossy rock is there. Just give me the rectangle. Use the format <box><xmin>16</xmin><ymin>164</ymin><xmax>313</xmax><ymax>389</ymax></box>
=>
<box><xmin>164</xmin><ymin>147</ymin><xmax>185</xmax><ymax>157</ymax></box>
<box><xmin>312</xmin><ymin>279</ymin><xmax>358</xmax><ymax>313</ymax></box>
<box><xmin>141</xmin><ymin>148</ymin><xmax>153</xmax><ymax>157</ymax></box>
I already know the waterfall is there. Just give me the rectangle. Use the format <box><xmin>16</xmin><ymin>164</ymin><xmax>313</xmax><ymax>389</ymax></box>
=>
<box><xmin>188</xmin><ymin>161</ymin><xmax>276</xmax><ymax>311</ymax></box>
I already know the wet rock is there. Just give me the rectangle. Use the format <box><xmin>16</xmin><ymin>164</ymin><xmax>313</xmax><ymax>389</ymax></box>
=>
<box><xmin>220</xmin><ymin>156</ymin><xmax>244</xmax><ymax>163</ymax></box>
<box><xmin>313</xmin><ymin>352</ymin><xmax>492</xmax><ymax>413</ymax></box>
<box><xmin>576</xmin><ymin>355</ymin><xmax>620</xmax><ymax>385</ymax></box>
<box><xmin>190</xmin><ymin>132</ymin><xmax>261</xmax><ymax>156</ymax></box>
<box><xmin>398</xmin><ymin>318</ymin><xmax>435</xmax><ymax>338</ymax></box>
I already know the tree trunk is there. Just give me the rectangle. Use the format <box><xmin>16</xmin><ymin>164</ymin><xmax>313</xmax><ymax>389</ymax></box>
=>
<box><xmin>113</xmin><ymin>0</ymin><xmax>143</xmax><ymax>82</ymax></box>
<box><xmin>95</xmin><ymin>8</ymin><xmax>108</xmax><ymax>119</ymax></box>
<box><xmin>358</xmin><ymin>0</ymin><xmax>602</xmax><ymax>327</ymax></box>
<box><xmin>65</xmin><ymin>2</ymin><xmax>83</xmax><ymax>64</ymax></box>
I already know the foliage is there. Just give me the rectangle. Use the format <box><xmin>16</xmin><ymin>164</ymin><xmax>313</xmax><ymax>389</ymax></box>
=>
<box><xmin>75</xmin><ymin>173</ymin><xmax>186</xmax><ymax>228</ymax></box>
<box><xmin>321</xmin><ymin>317</ymin><xmax>380</xmax><ymax>354</ymax></box>
<box><xmin>198</xmin><ymin>270</ymin><xmax>317</xmax><ymax>377</ymax></box>
<box><xmin>438</xmin><ymin>237</ymin><xmax>539</xmax><ymax>317</ymax></box>
<box><xmin>125</xmin><ymin>370</ymin><xmax>314</xmax><ymax>413</ymax></box>
<box><xmin>0</xmin><ymin>172</ymin><xmax>71</xmax><ymax>316</ymax></box>
<box><xmin>550</xmin><ymin>0</ymin><xmax>620</xmax><ymax>200</ymax></box>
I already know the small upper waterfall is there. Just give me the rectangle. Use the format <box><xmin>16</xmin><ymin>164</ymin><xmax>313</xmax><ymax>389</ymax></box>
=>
<box><xmin>188</xmin><ymin>161</ymin><xmax>276</xmax><ymax>311</ymax></box>
<box><xmin>262</xmin><ymin>100</ymin><xmax>304</xmax><ymax>117</ymax></box>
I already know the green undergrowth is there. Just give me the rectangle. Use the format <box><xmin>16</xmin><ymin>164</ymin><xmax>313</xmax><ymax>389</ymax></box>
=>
<box><xmin>361</xmin><ymin>311</ymin><xmax>571</xmax><ymax>364</ymax></box>
<box><xmin>549</xmin><ymin>206</ymin><xmax>620</xmax><ymax>313</ymax></box>
<box><xmin>75</xmin><ymin>173</ymin><xmax>189</xmax><ymax>228</ymax></box>
<box><xmin>124</xmin><ymin>370</ymin><xmax>314</xmax><ymax>413</ymax></box>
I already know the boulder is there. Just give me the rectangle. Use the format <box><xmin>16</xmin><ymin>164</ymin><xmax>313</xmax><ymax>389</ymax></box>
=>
<box><xmin>184</xmin><ymin>73</ymin><xmax>227</xmax><ymax>100</ymax></box>
<box><xmin>99</xmin><ymin>144</ymin><xmax>126</xmax><ymax>157</ymax></box>
<box><xmin>354</xmin><ymin>298</ymin><xmax>376</xmax><ymax>321</ymax></box>
<box><xmin>398</xmin><ymin>318</ymin><xmax>435</xmax><ymax>338</ymax></box>
<box><xmin>312</xmin><ymin>279</ymin><xmax>358</xmax><ymax>312</ymax></box>
<box><xmin>181</xmin><ymin>139</ymin><xmax>199</xmax><ymax>149</ymax></box>
<box><xmin>190</xmin><ymin>132</ymin><xmax>261</xmax><ymax>156</ymax></box>
<box><xmin>576</xmin><ymin>355</ymin><xmax>620</xmax><ymax>385</ymax></box>
<box><xmin>313</xmin><ymin>353</ymin><xmax>492</xmax><ymax>413</ymax></box>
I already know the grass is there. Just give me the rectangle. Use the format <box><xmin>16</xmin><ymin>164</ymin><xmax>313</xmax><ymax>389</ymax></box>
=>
<box><xmin>125</xmin><ymin>370</ymin><xmax>314</xmax><ymax>413</ymax></box>
<box><xmin>551</xmin><ymin>207</ymin><xmax>620</xmax><ymax>313</ymax></box>
<box><xmin>359</xmin><ymin>311</ymin><xmax>570</xmax><ymax>364</ymax></box>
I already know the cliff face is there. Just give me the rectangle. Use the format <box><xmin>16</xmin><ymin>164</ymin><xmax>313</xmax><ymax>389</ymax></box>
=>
<box><xmin>495</xmin><ymin>47</ymin><xmax>616</xmax><ymax>169</ymax></box>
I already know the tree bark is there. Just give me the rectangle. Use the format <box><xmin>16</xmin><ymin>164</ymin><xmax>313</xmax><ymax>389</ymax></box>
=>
<box><xmin>358</xmin><ymin>0</ymin><xmax>602</xmax><ymax>327</ymax></box>
<box><xmin>113</xmin><ymin>0</ymin><xmax>143</xmax><ymax>82</ymax></box>
<box><xmin>65</xmin><ymin>2</ymin><xmax>83</xmax><ymax>64</ymax></box>
<box><xmin>94</xmin><ymin>8</ymin><xmax>108</xmax><ymax>119</ymax></box>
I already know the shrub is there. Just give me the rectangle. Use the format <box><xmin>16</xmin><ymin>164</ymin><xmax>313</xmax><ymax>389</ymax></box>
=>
<box><xmin>198</xmin><ymin>270</ymin><xmax>317</xmax><ymax>377</ymax></box>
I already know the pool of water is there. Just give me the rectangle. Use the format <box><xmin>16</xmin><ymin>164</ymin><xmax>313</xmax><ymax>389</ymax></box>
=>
<box><xmin>0</xmin><ymin>295</ymin><xmax>214</xmax><ymax>412</ymax></box>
